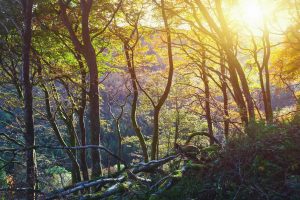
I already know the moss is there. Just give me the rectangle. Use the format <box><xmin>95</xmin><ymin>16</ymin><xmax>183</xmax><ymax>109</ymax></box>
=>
<box><xmin>186</xmin><ymin>162</ymin><xmax>205</xmax><ymax>170</ymax></box>
<box><xmin>157</xmin><ymin>176</ymin><xmax>204</xmax><ymax>200</ymax></box>
<box><xmin>171</xmin><ymin>170</ymin><xmax>182</xmax><ymax>179</ymax></box>
<box><xmin>119</xmin><ymin>182</ymin><xmax>130</xmax><ymax>191</ymax></box>
<box><xmin>118</xmin><ymin>124</ymin><xmax>300</xmax><ymax>200</ymax></box>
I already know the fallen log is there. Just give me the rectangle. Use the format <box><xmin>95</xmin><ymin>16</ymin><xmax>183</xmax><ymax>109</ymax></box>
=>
<box><xmin>46</xmin><ymin>154</ymin><xmax>180</xmax><ymax>199</ymax></box>
<box><xmin>46</xmin><ymin>176</ymin><xmax>125</xmax><ymax>200</ymax></box>
<box><xmin>132</xmin><ymin>154</ymin><xmax>179</xmax><ymax>174</ymax></box>
<box><xmin>126</xmin><ymin>170</ymin><xmax>152</xmax><ymax>186</ymax></box>
<box><xmin>79</xmin><ymin>182</ymin><xmax>132</xmax><ymax>200</ymax></box>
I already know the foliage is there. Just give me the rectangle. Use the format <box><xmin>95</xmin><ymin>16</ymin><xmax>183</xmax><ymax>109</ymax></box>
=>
<box><xmin>0</xmin><ymin>0</ymin><xmax>300</xmax><ymax>198</ymax></box>
<box><xmin>45</xmin><ymin>166</ymin><xmax>72</xmax><ymax>189</ymax></box>
<box><xmin>152</xmin><ymin>124</ymin><xmax>300</xmax><ymax>200</ymax></box>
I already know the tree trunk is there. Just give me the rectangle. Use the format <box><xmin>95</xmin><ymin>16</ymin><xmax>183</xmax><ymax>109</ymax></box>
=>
<box><xmin>220</xmin><ymin>54</ymin><xmax>229</xmax><ymax>139</ymax></box>
<box><xmin>78</xmin><ymin>109</ymin><xmax>89</xmax><ymax>181</ymax></box>
<box><xmin>226</xmin><ymin>51</ymin><xmax>255</xmax><ymax>122</ymax></box>
<box><xmin>124</xmin><ymin>45</ymin><xmax>149</xmax><ymax>162</ymax></box>
<box><xmin>116</xmin><ymin>121</ymin><xmax>122</xmax><ymax>171</ymax></box>
<box><xmin>174</xmin><ymin>97</ymin><xmax>180</xmax><ymax>146</ymax></box>
<box><xmin>226</xmin><ymin>59</ymin><xmax>249</xmax><ymax>124</ymax></box>
<box><xmin>201</xmin><ymin>52</ymin><xmax>214</xmax><ymax>145</ymax></box>
<box><xmin>214</xmin><ymin>0</ymin><xmax>253</xmax><ymax>124</ymax></box>
<box><xmin>21</xmin><ymin>0</ymin><xmax>36</xmax><ymax>198</ymax></box>
<box><xmin>151</xmin><ymin>0</ymin><xmax>174</xmax><ymax>160</ymax></box>
<box><xmin>81</xmin><ymin>0</ymin><xmax>102</xmax><ymax>178</ymax></box>
<box><xmin>151</xmin><ymin>109</ymin><xmax>160</xmax><ymax>160</ymax></box>
<box><xmin>43</xmin><ymin>86</ymin><xmax>81</xmax><ymax>184</ymax></box>
<box><xmin>263</xmin><ymin>23</ymin><xmax>273</xmax><ymax>123</ymax></box>
<box><xmin>51</xmin><ymin>82</ymin><xmax>82</xmax><ymax>184</ymax></box>
<box><xmin>60</xmin><ymin>0</ymin><xmax>102</xmax><ymax>178</ymax></box>
<box><xmin>258</xmin><ymin>68</ymin><xmax>269</xmax><ymax>121</ymax></box>
<box><xmin>78</xmin><ymin>56</ymin><xmax>89</xmax><ymax>181</ymax></box>
<box><xmin>85</xmin><ymin>50</ymin><xmax>102</xmax><ymax>178</ymax></box>
<box><xmin>66</xmin><ymin>119</ymin><xmax>82</xmax><ymax>184</ymax></box>
<box><xmin>36</xmin><ymin>55</ymin><xmax>82</xmax><ymax>185</ymax></box>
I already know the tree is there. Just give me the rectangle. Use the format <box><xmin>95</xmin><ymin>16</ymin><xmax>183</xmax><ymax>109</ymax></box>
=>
<box><xmin>107</xmin><ymin>87</ymin><xmax>130</xmax><ymax>171</ymax></box>
<box><xmin>21</xmin><ymin>0</ymin><xmax>37</xmax><ymax>198</ymax></box>
<box><xmin>110</xmin><ymin>3</ymin><xmax>150</xmax><ymax>162</ymax></box>
<box><xmin>200</xmin><ymin>51</ymin><xmax>214</xmax><ymax>144</ymax></box>
<box><xmin>58</xmin><ymin>0</ymin><xmax>119</xmax><ymax>178</ymax></box>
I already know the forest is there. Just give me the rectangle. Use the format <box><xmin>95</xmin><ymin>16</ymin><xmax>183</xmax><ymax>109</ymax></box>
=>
<box><xmin>0</xmin><ymin>0</ymin><xmax>300</xmax><ymax>199</ymax></box>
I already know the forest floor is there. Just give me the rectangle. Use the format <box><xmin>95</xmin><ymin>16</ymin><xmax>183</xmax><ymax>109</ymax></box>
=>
<box><xmin>30</xmin><ymin>120</ymin><xmax>300</xmax><ymax>200</ymax></box>
<box><xmin>152</xmin><ymin>122</ymin><xmax>300</xmax><ymax>200</ymax></box>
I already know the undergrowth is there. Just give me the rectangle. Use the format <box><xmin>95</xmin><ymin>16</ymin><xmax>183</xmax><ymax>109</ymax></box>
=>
<box><xmin>114</xmin><ymin>118</ymin><xmax>300</xmax><ymax>200</ymax></box>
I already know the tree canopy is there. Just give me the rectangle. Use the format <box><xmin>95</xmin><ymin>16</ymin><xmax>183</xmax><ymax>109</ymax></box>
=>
<box><xmin>0</xmin><ymin>0</ymin><xmax>300</xmax><ymax>199</ymax></box>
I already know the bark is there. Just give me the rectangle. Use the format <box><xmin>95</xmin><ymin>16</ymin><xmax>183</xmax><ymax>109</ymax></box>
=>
<box><xmin>47</xmin><ymin>154</ymin><xmax>178</xmax><ymax>199</ymax></box>
<box><xmin>226</xmin><ymin>58</ymin><xmax>249</xmax><ymax>124</ymax></box>
<box><xmin>152</xmin><ymin>108</ymin><xmax>160</xmax><ymax>160</ymax></box>
<box><xmin>258</xmin><ymin>67</ymin><xmax>269</xmax><ymax>121</ymax></box>
<box><xmin>66</xmin><ymin>118</ymin><xmax>81</xmax><ymax>184</ymax></box>
<box><xmin>83</xmin><ymin>31</ymin><xmax>102</xmax><ymax>178</ymax></box>
<box><xmin>220</xmin><ymin>54</ymin><xmax>229</xmax><ymax>139</ymax></box>
<box><xmin>50</xmin><ymin>82</ymin><xmax>82</xmax><ymax>184</ymax></box>
<box><xmin>251</xmin><ymin>24</ymin><xmax>273</xmax><ymax>123</ymax></box>
<box><xmin>200</xmin><ymin>52</ymin><xmax>214</xmax><ymax>145</ymax></box>
<box><xmin>78</xmin><ymin>110</ymin><xmax>89</xmax><ymax>181</ymax></box>
<box><xmin>36</xmin><ymin>55</ymin><xmax>83</xmax><ymax>184</ymax></box>
<box><xmin>132</xmin><ymin>154</ymin><xmax>179</xmax><ymax>174</ymax></box>
<box><xmin>262</xmin><ymin>23</ymin><xmax>273</xmax><ymax>123</ymax></box>
<box><xmin>78</xmin><ymin>60</ymin><xmax>89</xmax><ymax>181</ymax></box>
<box><xmin>107</xmin><ymin>90</ymin><xmax>129</xmax><ymax>171</ymax></box>
<box><xmin>59</xmin><ymin>0</ymin><xmax>102</xmax><ymax>178</ymax></box>
<box><xmin>21</xmin><ymin>0</ymin><xmax>36</xmax><ymax>198</ymax></box>
<box><xmin>202</xmin><ymin>0</ymin><xmax>253</xmax><ymax>124</ymax></box>
<box><xmin>229</xmin><ymin>53</ymin><xmax>255</xmax><ymax>121</ymax></box>
<box><xmin>174</xmin><ymin>97</ymin><xmax>180</xmax><ymax>147</ymax></box>
<box><xmin>81</xmin><ymin>0</ymin><xmax>102</xmax><ymax>178</ymax></box>
<box><xmin>215</xmin><ymin>0</ymin><xmax>255</xmax><ymax>122</ymax></box>
<box><xmin>115</xmin><ymin>122</ymin><xmax>122</xmax><ymax>171</ymax></box>
<box><xmin>47</xmin><ymin>176</ymin><xmax>126</xmax><ymax>200</ymax></box>
<box><xmin>42</xmin><ymin>86</ymin><xmax>81</xmax><ymax>184</ymax></box>
<box><xmin>151</xmin><ymin>0</ymin><xmax>174</xmax><ymax>160</ymax></box>
<box><xmin>124</xmin><ymin>45</ymin><xmax>149</xmax><ymax>162</ymax></box>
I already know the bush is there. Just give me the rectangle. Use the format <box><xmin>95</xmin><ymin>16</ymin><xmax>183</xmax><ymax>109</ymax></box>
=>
<box><xmin>45</xmin><ymin>166</ymin><xmax>71</xmax><ymax>189</ymax></box>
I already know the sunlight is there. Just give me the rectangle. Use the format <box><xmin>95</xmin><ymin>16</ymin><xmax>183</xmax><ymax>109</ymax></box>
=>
<box><xmin>241</xmin><ymin>1</ymin><xmax>264</xmax><ymax>28</ymax></box>
<box><xmin>231</xmin><ymin>0</ymin><xmax>271</xmax><ymax>32</ymax></box>
<box><xmin>230</xmin><ymin>0</ymin><xmax>274</xmax><ymax>33</ymax></box>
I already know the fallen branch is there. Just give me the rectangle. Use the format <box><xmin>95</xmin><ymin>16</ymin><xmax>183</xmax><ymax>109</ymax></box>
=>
<box><xmin>46</xmin><ymin>176</ymin><xmax>126</xmax><ymax>200</ymax></box>
<box><xmin>132</xmin><ymin>154</ymin><xmax>179</xmax><ymax>174</ymax></box>
<box><xmin>185</xmin><ymin>132</ymin><xmax>220</xmax><ymax>145</ymax></box>
<box><xmin>126</xmin><ymin>170</ymin><xmax>152</xmax><ymax>185</ymax></box>
<box><xmin>3</xmin><ymin>150</ymin><xmax>181</xmax><ymax>200</ymax></box>
<box><xmin>80</xmin><ymin>182</ymin><xmax>132</xmax><ymax>200</ymax></box>
<box><xmin>46</xmin><ymin>154</ymin><xmax>179</xmax><ymax>199</ymax></box>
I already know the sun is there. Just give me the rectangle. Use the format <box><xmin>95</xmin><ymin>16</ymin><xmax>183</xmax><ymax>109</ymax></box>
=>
<box><xmin>240</xmin><ymin>1</ymin><xmax>265</xmax><ymax>29</ymax></box>
<box><xmin>229</xmin><ymin>0</ymin><xmax>274</xmax><ymax>34</ymax></box>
